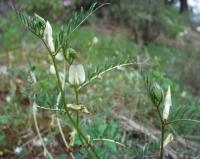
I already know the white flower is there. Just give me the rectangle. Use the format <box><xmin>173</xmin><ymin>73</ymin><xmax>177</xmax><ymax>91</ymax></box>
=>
<box><xmin>69</xmin><ymin>64</ymin><xmax>85</xmax><ymax>85</ymax></box>
<box><xmin>32</xmin><ymin>138</ymin><xmax>43</xmax><ymax>147</ymax></box>
<box><xmin>44</xmin><ymin>21</ymin><xmax>52</xmax><ymax>40</ymax></box>
<box><xmin>55</xmin><ymin>52</ymin><xmax>64</xmax><ymax>61</ymax></box>
<box><xmin>47</xmin><ymin>37</ymin><xmax>55</xmax><ymax>53</ymax></box>
<box><xmin>49</xmin><ymin>65</ymin><xmax>56</xmax><ymax>74</ymax></box>
<box><xmin>14</xmin><ymin>147</ymin><xmax>23</xmax><ymax>154</ymax></box>
<box><xmin>43</xmin><ymin>21</ymin><xmax>55</xmax><ymax>52</ymax></box>
<box><xmin>163</xmin><ymin>133</ymin><xmax>174</xmax><ymax>147</ymax></box>
<box><xmin>92</xmin><ymin>36</ymin><xmax>98</xmax><ymax>44</ymax></box>
<box><xmin>181</xmin><ymin>91</ymin><xmax>187</xmax><ymax>97</ymax></box>
<box><xmin>0</xmin><ymin>65</ymin><xmax>8</xmax><ymax>75</ymax></box>
<box><xmin>6</xmin><ymin>96</ymin><xmax>11</xmax><ymax>103</ymax></box>
<box><xmin>163</xmin><ymin>86</ymin><xmax>172</xmax><ymax>120</ymax></box>
<box><xmin>43</xmin><ymin>137</ymin><xmax>48</xmax><ymax>143</ymax></box>
<box><xmin>197</xmin><ymin>26</ymin><xmax>200</xmax><ymax>33</ymax></box>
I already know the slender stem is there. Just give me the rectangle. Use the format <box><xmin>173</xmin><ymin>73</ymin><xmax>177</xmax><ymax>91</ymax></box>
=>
<box><xmin>56</xmin><ymin>62</ymin><xmax>76</xmax><ymax>159</ymax></box>
<box><xmin>32</xmin><ymin>103</ymin><xmax>53</xmax><ymax>159</ymax></box>
<box><xmin>75</xmin><ymin>87</ymin><xmax>79</xmax><ymax>126</ymax></box>
<box><xmin>166</xmin><ymin>119</ymin><xmax>200</xmax><ymax>125</ymax></box>
<box><xmin>41</xmin><ymin>35</ymin><xmax>100</xmax><ymax>159</ymax></box>
<box><xmin>160</xmin><ymin>124</ymin><xmax>165</xmax><ymax>159</ymax></box>
<box><xmin>184</xmin><ymin>135</ymin><xmax>200</xmax><ymax>141</ymax></box>
<box><xmin>156</xmin><ymin>105</ymin><xmax>164</xmax><ymax>124</ymax></box>
<box><xmin>77</xmin><ymin>63</ymin><xmax>134</xmax><ymax>91</ymax></box>
<box><xmin>55</xmin><ymin>3</ymin><xmax>110</xmax><ymax>54</ymax></box>
<box><xmin>37</xmin><ymin>105</ymin><xmax>65</xmax><ymax>112</ymax></box>
<box><xmin>74</xmin><ymin>87</ymin><xmax>95</xmax><ymax>158</ymax></box>
<box><xmin>93</xmin><ymin>138</ymin><xmax>125</xmax><ymax>147</ymax></box>
<box><xmin>50</xmin><ymin>54</ymin><xmax>100</xmax><ymax>159</ymax></box>
<box><xmin>24</xmin><ymin>24</ymin><xmax>101</xmax><ymax>158</ymax></box>
<box><xmin>155</xmin><ymin>104</ymin><xmax>165</xmax><ymax>159</ymax></box>
<box><xmin>30</xmin><ymin>72</ymin><xmax>53</xmax><ymax>159</ymax></box>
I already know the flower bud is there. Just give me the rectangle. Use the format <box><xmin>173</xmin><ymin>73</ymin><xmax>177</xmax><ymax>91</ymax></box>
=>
<box><xmin>43</xmin><ymin>21</ymin><xmax>55</xmax><ymax>52</ymax></box>
<box><xmin>92</xmin><ymin>36</ymin><xmax>98</xmax><ymax>44</ymax></box>
<box><xmin>69</xmin><ymin>64</ymin><xmax>85</xmax><ymax>86</ymax></box>
<box><xmin>49</xmin><ymin>65</ymin><xmax>56</xmax><ymax>74</ymax></box>
<box><xmin>44</xmin><ymin>21</ymin><xmax>52</xmax><ymax>40</ymax></box>
<box><xmin>163</xmin><ymin>86</ymin><xmax>172</xmax><ymax>120</ymax></box>
<box><xmin>34</xmin><ymin>13</ymin><xmax>45</xmax><ymax>24</ymax></box>
<box><xmin>150</xmin><ymin>82</ymin><xmax>164</xmax><ymax>107</ymax></box>
<box><xmin>14</xmin><ymin>147</ymin><xmax>23</xmax><ymax>155</ymax></box>
<box><xmin>55</xmin><ymin>52</ymin><xmax>64</xmax><ymax>61</ymax></box>
<box><xmin>163</xmin><ymin>133</ymin><xmax>174</xmax><ymax>147</ymax></box>
<box><xmin>64</xmin><ymin>48</ymin><xmax>77</xmax><ymax>64</ymax></box>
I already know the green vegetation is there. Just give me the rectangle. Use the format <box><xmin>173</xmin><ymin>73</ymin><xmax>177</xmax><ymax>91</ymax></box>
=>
<box><xmin>0</xmin><ymin>1</ymin><xmax>200</xmax><ymax>158</ymax></box>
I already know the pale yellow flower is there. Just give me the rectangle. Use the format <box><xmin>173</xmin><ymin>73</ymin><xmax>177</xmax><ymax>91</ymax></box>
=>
<box><xmin>69</xmin><ymin>64</ymin><xmax>85</xmax><ymax>85</ymax></box>
<box><xmin>44</xmin><ymin>21</ymin><xmax>55</xmax><ymax>52</ymax></box>
<box><xmin>163</xmin><ymin>86</ymin><xmax>172</xmax><ymax>120</ymax></box>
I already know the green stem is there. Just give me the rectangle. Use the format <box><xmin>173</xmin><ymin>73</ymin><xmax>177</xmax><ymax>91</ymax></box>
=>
<box><xmin>75</xmin><ymin>87</ymin><xmax>79</xmax><ymax>126</ymax></box>
<box><xmin>156</xmin><ymin>105</ymin><xmax>163</xmax><ymax>124</ymax></box>
<box><xmin>155</xmin><ymin>104</ymin><xmax>165</xmax><ymax>159</ymax></box>
<box><xmin>55</xmin><ymin>62</ymin><xmax>76</xmax><ymax>159</ymax></box>
<box><xmin>50</xmin><ymin>54</ymin><xmax>100</xmax><ymax>159</ymax></box>
<box><xmin>77</xmin><ymin>63</ymin><xmax>134</xmax><ymax>91</ymax></box>
<box><xmin>93</xmin><ymin>138</ymin><xmax>125</xmax><ymax>147</ymax></box>
<box><xmin>160</xmin><ymin>124</ymin><xmax>165</xmax><ymax>159</ymax></box>
<box><xmin>166</xmin><ymin>119</ymin><xmax>200</xmax><ymax>125</ymax></box>
<box><xmin>74</xmin><ymin>87</ymin><xmax>95</xmax><ymax>158</ymax></box>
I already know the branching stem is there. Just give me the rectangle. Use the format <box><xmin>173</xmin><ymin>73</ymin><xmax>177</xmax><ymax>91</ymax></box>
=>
<box><xmin>50</xmin><ymin>52</ymin><xmax>100</xmax><ymax>159</ymax></box>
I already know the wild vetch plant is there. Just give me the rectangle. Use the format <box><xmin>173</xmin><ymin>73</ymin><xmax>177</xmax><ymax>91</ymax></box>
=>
<box><xmin>17</xmin><ymin>3</ymin><xmax>134</xmax><ymax>159</ymax></box>
<box><xmin>143</xmin><ymin>73</ymin><xmax>200</xmax><ymax>159</ymax></box>
<box><xmin>16</xmin><ymin>3</ymin><xmax>200</xmax><ymax>158</ymax></box>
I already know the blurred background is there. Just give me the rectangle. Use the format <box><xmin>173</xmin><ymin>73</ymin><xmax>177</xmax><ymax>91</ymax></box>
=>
<box><xmin>1</xmin><ymin>0</ymin><xmax>200</xmax><ymax>158</ymax></box>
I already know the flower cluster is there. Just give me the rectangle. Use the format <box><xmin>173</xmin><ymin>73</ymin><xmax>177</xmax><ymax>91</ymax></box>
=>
<box><xmin>44</xmin><ymin>21</ymin><xmax>86</xmax><ymax>86</ymax></box>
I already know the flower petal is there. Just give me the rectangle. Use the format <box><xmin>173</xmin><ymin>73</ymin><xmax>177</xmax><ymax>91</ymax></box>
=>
<box><xmin>49</xmin><ymin>65</ymin><xmax>56</xmax><ymax>74</ymax></box>
<box><xmin>43</xmin><ymin>21</ymin><xmax>52</xmax><ymax>40</ymax></box>
<box><xmin>55</xmin><ymin>52</ymin><xmax>64</xmax><ymax>61</ymax></box>
<box><xmin>163</xmin><ymin>133</ymin><xmax>174</xmax><ymax>147</ymax></box>
<box><xmin>163</xmin><ymin>86</ymin><xmax>172</xmax><ymax>120</ymax></box>
<box><xmin>44</xmin><ymin>21</ymin><xmax>54</xmax><ymax>52</ymax></box>
<box><xmin>76</xmin><ymin>64</ymin><xmax>85</xmax><ymax>84</ymax></box>
<box><xmin>69</xmin><ymin>64</ymin><xmax>85</xmax><ymax>85</ymax></box>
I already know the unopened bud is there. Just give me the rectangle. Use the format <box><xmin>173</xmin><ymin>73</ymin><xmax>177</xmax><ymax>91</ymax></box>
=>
<box><xmin>150</xmin><ymin>83</ymin><xmax>164</xmax><ymax>107</ymax></box>
<box><xmin>163</xmin><ymin>86</ymin><xmax>172</xmax><ymax>120</ymax></box>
